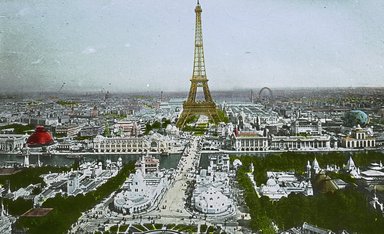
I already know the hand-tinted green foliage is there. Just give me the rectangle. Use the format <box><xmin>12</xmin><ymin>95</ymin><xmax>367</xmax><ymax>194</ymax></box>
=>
<box><xmin>217</xmin><ymin>109</ymin><xmax>229</xmax><ymax>123</ymax></box>
<box><xmin>103</xmin><ymin>125</ymin><xmax>111</xmax><ymax>137</ymax></box>
<box><xmin>143</xmin><ymin>223</ymin><xmax>155</xmax><ymax>230</ymax></box>
<box><xmin>119</xmin><ymin>224</ymin><xmax>129</xmax><ymax>232</ymax></box>
<box><xmin>185</xmin><ymin>115</ymin><xmax>199</xmax><ymax>125</ymax></box>
<box><xmin>173</xmin><ymin>224</ymin><xmax>197</xmax><ymax>232</ymax></box>
<box><xmin>0</xmin><ymin>123</ymin><xmax>34</xmax><ymax>134</ymax></box>
<box><xmin>233</xmin><ymin>151</ymin><xmax>384</xmax><ymax>185</ymax></box>
<box><xmin>151</xmin><ymin>121</ymin><xmax>161</xmax><ymax>129</ymax></box>
<box><xmin>0</xmin><ymin>166</ymin><xmax>70</xmax><ymax>191</ymax></box>
<box><xmin>56</xmin><ymin>100</ymin><xmax>77</xmax><ymax>106</ymax></box>
<box><xmin>182</xmin><ymin>125</ymin><xmax>207</xmax><ymax>135</ymax></box>
<box><xmin>326</xmin><ymin>171</ymin><xmax>356</xmax><ymax>184</ymax></box>
<box><xmin>144</xmin><ymin>118</ymin><xmax>171</xmax><ymax>135</ymax></box>
<box><xmin>0</xmin><ymin>165</ymin><xmax>76</xmax><ymax>217</ymax></box>
<box><xmin>31</xmin><ymin>186</ymin><xmax>42</xmax><ymax>195</ymax></box>
<box><xmin>200</xmin><ymin>224</ymin><xmax>207</xmax><ymax>232</ymax></box>
<box><xmin>166</xmin><ymin>223</ymin><xmax>176</xmax><ymax>229</ymax></box>
<box><xmin>105</xmin><ymin>113</ymin><xmax>126</xmax><ymax>120</ymax></box>
<box><xmin>270</xmin><ymin>188</ymin><xmax>384</xmax><ymax>233</ymax></box>
<box><xmin>73</xmin><ymin>135</ymin><xmax>94</xmax><ymax>141</ymax></box>
<box><xmin>54</xmin><ymin>132</ymin><xmax>67</xmax><ymax>138</ymax></box>
<box><xmin>235</xmin><ymin>152</ymin><xmax>384</xmax><ymax>233</ymax></box>
<box><xmin>236</xmin><ymin>166</ymin><xmax>275</xmax><ymax>232</ymax></box>
<box><xmin>4</xmin><ymin>198</ymin><xmax>33</xmax><ymax>216</ymax></box>
<box><xmin>161</xmin><ymin>118</ymin><xmax>171</xmax><ymax>129</ymax></box>
<box><xmin>109</xmin><ymin>225</ymin><xmax>119</xmax><ymax>232</ymax></box>
<box><xmin>207</xmin><ymin>225</ymin><xmax>215</xmax><ymax>232</ymax></box>
<box><xmin>17</xmin><ymin>162</ymin><xmax>135</xmax><ymax>234</ymax></box>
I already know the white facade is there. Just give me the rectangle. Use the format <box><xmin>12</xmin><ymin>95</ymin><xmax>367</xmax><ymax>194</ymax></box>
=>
<box><xmin>259</xmin><ymin>171</ymin><xmax>313</xmax><ymax>201</ymax></box>
<box><xmin>291</xmin><ymin>120</ymin><xmax>322</xmax><ymax>135</ymax></box>
<box><xmin>113</xmin><ymin>170</ymin><xmax>151</xmax><ymax>214</ymax></box>
<box><xmin>56</xmin><ymin>123</ymin><xmax>83</xmax><ymax>137</ymax></box>
<box><xmin>113</xmin><ymin>169</ymin><xmax>170</xmax><ymax>214</ymax></box>
<box><xmin>360</xmin><ymin>162</ymin><xmax>384</xmax><ymax>186</ymax></box>
<box><xmin>134</xmin><ymin>154</ymin><xmax>160</xmax><ymax>175</ymax></box>
<box><xmin>35</xmin><ymin>160</ymin><xmax>119</xmax><ymax>206</ymax></box>
<box><xmin>0</xmin><ymin>134</ymin><xmax>28</xmax><ymax>152</ymax></box>
<box><xmin>342</xmin><ymin>126</ymin><xmax>376</xmax><ymax>149</ymax></box>
<box><xmin>93</xmin><ymin>133</ymin><xmax>179</xmax><ymax>154</ymax></box>
<box><xmin>7</xmin><ymin>184</ymin><xmax>35</xmax><ymax>201</ymax></box>
<box><xmin>113</xmin><ymin>121</ymin><xmax>139</xmax><ymax>137</ymax></box>
<box><xmin>231</xmin><ymin>131</ymin><xmax>268</xmax><ymax>151</ymax></box>
<box><xmin>67</xmin><ymin>173</ymin><xmax>80</xmax><ymax>195</ymax></box>
<box><xmin>194</xmin><ymin>187</ymin><xmax>232</xmax><ymax>214</ymax></box>
<box><xmin>233</xmin><ymin>159</ymin><xmax>242</xmax><ymax>170</ymax></box>
<box><xmin>208</xmin><ymin>154</ymin><xmax>230</xmax><ymax>172</ymax></box>
<box><xmin>270</xmin><ymin>135</ymin><xmax>331</xmax><ymax>150</ymax></box>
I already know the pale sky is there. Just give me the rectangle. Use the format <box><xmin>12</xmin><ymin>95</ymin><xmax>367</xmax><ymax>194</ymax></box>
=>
<box><xmin>0</xmin><ymin>0</ymin><xmax>383</xmax><ymax>93</ymax></box>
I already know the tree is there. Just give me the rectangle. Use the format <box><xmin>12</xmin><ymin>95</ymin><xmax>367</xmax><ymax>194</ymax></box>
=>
<box><xmin>234</xmin><ymin>152</ymin><xmax>384</xmax><ymax>233</ymax></box>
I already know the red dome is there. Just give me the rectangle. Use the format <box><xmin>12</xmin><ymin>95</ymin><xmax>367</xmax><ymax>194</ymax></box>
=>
<box><xmin>27</xmin><ymin>126</ymin><xmax>54</xmax><ymax>147</ymax></box>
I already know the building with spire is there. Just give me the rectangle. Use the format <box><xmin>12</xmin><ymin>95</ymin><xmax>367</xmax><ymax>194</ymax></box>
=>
<box><xmin>0</xmin><ymin>200</ymin><xmax>14</xmax><ymax>234</ymax></box>
<box><xmin>177</xmin><ymin>1</ymin><xmax>221</xmax><ymax>128</ymax></box>
<box><xmin>23</xmin><ymin>146</ymin><xmax>30</xmax><ymax>168</ymax></box>
<box><xmin>306</xmin><ymin>160</ymin><xmax>312</xmax><ymax>178</ymax></box>
<box><xmin>312</xmin><ymin>157</ymin><xmax>321</xmax><ymax>174</ymax></box>
<box><xmin>134</xmin><ymin>152</ymin><xmax>160</xmax><ymax>175</ymax></box>
<box><xmin>345</xmin><ymin>156</ymin><xmax>360</xmax><ymax>178</ymax></box>
<box><xmin>259</xmin><ymin>171</ymin><xmax>313</xmax><ymax>201</ymax></box>
<box><xmin>113</xmin><ymin>156</ymin><xmax>172</xmax><ymax>214</ymax></box>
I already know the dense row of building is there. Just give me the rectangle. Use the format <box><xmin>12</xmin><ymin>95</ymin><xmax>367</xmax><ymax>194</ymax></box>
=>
<box><xmin>93</xmin><ymin>133</ymin><xmax>182</xmax><ymax>154</ymax></box>
<box><xmin>0</xmin><ymin>94</ymin><xmax>180</xmax><ymax>155</ymax></box>
<box><xmin>212</xmin><ymin>103</ymin><xmax>378</xmax><ymax>152</ymax></box>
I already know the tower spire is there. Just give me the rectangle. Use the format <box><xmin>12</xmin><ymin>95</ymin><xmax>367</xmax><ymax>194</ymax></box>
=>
<box><xmin>192</xmin><ymin>0</ymin><xmax>206</xmax><ymax>79</ymax></box>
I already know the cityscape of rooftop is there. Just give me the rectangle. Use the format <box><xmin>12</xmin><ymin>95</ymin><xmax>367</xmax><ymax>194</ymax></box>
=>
<box><xmin>0</xmin><ymin>1</ymin><xmax>384</xmax><ymax>234</ymax></box>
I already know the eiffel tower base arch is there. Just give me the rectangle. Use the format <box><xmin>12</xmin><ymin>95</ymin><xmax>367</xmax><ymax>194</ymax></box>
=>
<box><xmin>176</xmin><ymin>101</ymin><xmax>221</xmax><ymax>128</ymax></box>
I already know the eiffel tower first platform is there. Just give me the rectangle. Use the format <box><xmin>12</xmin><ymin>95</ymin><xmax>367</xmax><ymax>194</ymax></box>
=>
<box><xmin>176</xmin><ymin>1</ymin><xmax>221</xmax><ymax>128</ymax></box>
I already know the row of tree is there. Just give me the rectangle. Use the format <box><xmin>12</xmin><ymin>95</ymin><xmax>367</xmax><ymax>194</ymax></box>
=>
<box><xmin>235</xmin><ymin>152</ymin><xmax>384</xmax><ymax>233</ymax></box>
<box><xmin>16</xmin><ymin>162</ymin><xmax>136</xmax><ymax>234</ymax></box>
<box><xmin>144</xmin><ymin>118</ymin><xmax>171</xmax><ymax>135</ymax></box>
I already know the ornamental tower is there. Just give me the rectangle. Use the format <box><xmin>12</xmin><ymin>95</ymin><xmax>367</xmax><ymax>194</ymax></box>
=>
<box><xmin>176</xmin><ymin>0</ymin><xmax>221</xmax><ymax>128</ymax></box>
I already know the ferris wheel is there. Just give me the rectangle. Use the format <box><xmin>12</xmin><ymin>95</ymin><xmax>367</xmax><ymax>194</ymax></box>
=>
<box><xmin>259</xmin><ymin>87</ymin><xmax>274</xmax><ymax>104</ymax></box>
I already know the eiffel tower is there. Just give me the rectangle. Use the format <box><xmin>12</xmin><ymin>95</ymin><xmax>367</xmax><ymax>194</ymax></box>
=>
<box><xmin>176</xmin><ymin>1</ymin><xmax>221</xmax><ymax>128</ymax></box>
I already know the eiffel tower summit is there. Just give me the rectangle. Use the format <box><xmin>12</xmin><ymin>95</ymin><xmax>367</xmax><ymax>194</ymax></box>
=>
<box><xmin>176</xmin><ymin>0</ymin><xmax>222</xmax><ymax>128</ymax></box>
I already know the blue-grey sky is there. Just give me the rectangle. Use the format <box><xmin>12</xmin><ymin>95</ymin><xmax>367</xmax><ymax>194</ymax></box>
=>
<box><xmin>1</xmin><ymin>0</ymin><xmax>383</xmax><ymax>93</ymax></box>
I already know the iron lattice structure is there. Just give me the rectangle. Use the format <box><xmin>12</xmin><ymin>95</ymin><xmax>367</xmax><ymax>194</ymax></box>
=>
<box><xmin>177</xmin><ymin>1</ymin><xmax>221</xmax><ymax>128</ymax></box>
